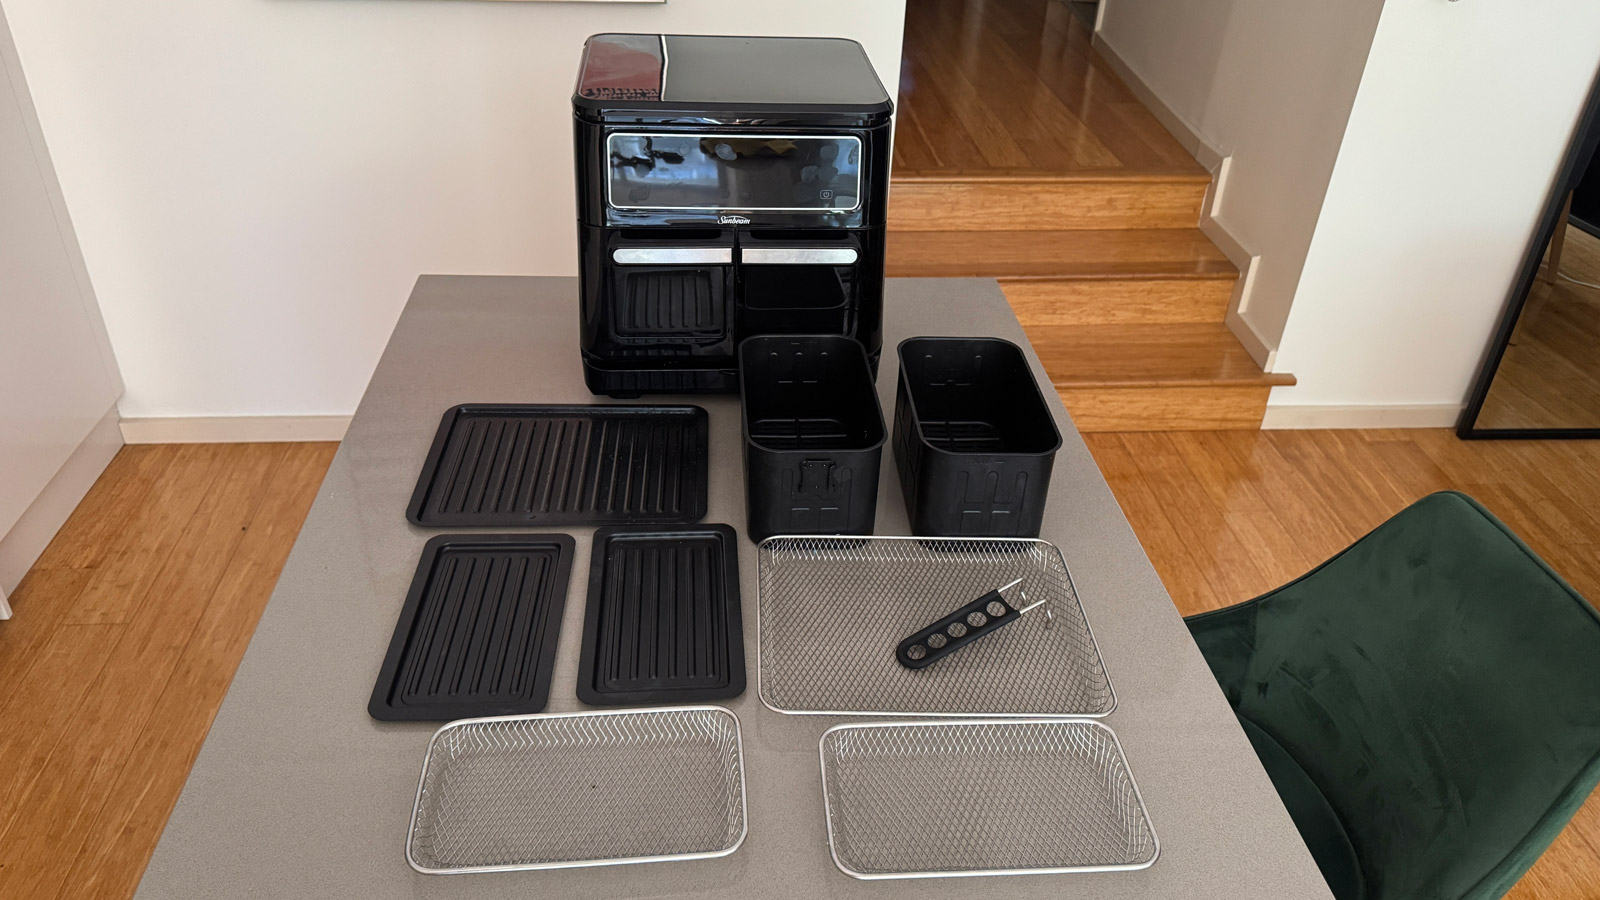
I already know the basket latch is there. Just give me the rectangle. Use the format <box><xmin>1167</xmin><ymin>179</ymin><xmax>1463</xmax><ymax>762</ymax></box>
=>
<box><xmin>799</xmin><ymin>459</ymin><xmax>836</xmax><ymax>494</ymax></box>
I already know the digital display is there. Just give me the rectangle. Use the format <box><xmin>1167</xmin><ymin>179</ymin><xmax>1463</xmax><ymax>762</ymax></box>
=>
<box><xmin>608</xmin><ymin>133</ymin><xmax>862</xmax><ymax>212</ymax></box>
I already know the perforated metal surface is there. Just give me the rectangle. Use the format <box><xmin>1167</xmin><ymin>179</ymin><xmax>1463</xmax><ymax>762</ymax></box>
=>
<box><xmin>819</xmin><ymin>720</ymin><xmax>1158</xmax><ymax>879</ymax></box>
<box><xmin>406</xmin><ymin>707</ymin><xmax>746</xmax><ymax>873</ymax></box>
<box><xmin>757</xmin><ymin>537</ymin><xmax>1114</xmax><ymax>716</ymax></box>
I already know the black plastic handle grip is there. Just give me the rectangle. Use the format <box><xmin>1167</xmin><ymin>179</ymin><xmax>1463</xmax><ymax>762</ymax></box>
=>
<box><xmin>895</xmin><ymin>587</ymin><xmax>1021</xmax><ymax>669</ymax></box>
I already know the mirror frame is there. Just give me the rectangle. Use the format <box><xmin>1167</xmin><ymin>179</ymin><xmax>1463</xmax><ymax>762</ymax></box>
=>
<box><xmin>1458</xmin><ymin>68</ymin><xmax>1600</xmax><ymax>439</ymax></box>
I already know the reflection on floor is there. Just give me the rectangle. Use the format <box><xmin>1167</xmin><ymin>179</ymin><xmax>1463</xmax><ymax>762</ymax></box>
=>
<box><xmin>1478</xmin><ymin>225</ymin><xmax>1600</xmax><ymax>429</ymax></box>
<box><xmin>893</xmin><ymin>0</ymin><xmax>1203</xmax><ymax>177</ymax></box>
<box><xmin>3</xmin><ymin>432</ymin><xmax>1600</xmax><ymax>898</ymax></box>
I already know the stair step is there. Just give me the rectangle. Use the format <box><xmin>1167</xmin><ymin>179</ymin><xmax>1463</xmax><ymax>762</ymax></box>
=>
<box><xmin>1024</xmin><ymin>323</ymin><xmax>1295</xmax><ymax>432</ymax></box>
<box><xmin>1030</xmin><ymin>323</ymin><xmax>1289</xmax><ymax>387</ymax></box>
<box><xmin>886</xmin><ymin>229</ymin><xmax>1235</xmax><ymax>279</ymax></box>
<box><xmin>888</xmin><ymin>229</ymin><xmax>1238</xmax><ymax>325</ymax></box>
<box><xmin>889</xmin><ymin>173</ymin><xmax>1209</xmax><ymax>232</ymax></box>
<box><xmin>1005</xmin><ymin>278</ymin><xmax>1235</xmax><ymax>326</ymax></box>
<box><xmin>1057</xmin><ymin>384</ymin><xmax>1278</xmax><ymax>432</ymax></box>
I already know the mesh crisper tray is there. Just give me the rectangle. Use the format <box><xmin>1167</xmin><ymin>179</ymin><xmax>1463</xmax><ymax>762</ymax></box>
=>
<box><xmin>758</xmin><ymin>536</ymin><xmax>1114</xmax><ymax>716</ymax></box>
<box><xmin>407</xmin><ymin>404</ymin><xmax>708</xmax><ymax>527</ymax></box>
<box><xmin>819</xmin><ymin>720</ymin><xmax>1158</xmax><ymax>879</ymax></box>
<box><xmin>406</xmin><ymin>707</ymin><xmax>747</xmax><ymax>874</ymax></box>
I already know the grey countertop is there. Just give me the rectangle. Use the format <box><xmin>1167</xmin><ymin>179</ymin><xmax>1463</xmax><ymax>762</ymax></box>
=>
<box><xmin>133</xmin><ymin>276</ymin><xmax>1333</xmax><ymax>900</ymax></box>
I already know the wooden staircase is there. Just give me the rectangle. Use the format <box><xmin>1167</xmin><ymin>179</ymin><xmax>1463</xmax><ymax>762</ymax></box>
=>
<box><xmin>886</xmin><ymin>173</ymin><xmax>1293</xmax><ymax>431</ymax></box>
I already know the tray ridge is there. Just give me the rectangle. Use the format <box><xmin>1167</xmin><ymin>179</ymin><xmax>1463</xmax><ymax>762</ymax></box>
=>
<box><xmin>369</xmin><ymin>534</ymin><xmax>574</xmax><ymax>721</ymax></box>
<box><xmin>408</xmin><ymin>404</ymin><xmax>709</xmax><ymax>527</ymax></box>
<box><xmin>578</xmin><ymin>525</ymin><xmax>746</xmax><ymax>704</ymax></box>
<box><xmin>620</xmin><ymin>270</ymin><xmax>723</xmax><ymax>337</ymax></box>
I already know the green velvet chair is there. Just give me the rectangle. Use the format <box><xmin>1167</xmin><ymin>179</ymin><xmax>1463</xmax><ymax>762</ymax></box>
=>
<box><xmin>1186</xmin><ymin>491</ymin><xmax>1600</xmax><ymax>900</ymax></box>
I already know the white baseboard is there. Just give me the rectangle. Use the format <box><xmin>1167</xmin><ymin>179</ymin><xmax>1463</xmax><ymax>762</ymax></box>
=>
<box><xmin>1261</xmin><ymin>403</ymin><xmax>1462</xmax><ymax>430</ymax></box>
<box><xmin>1226</xmin><ymin>307</ymin><xmax>1278</xmax><ymax>373</ymax></box>
<box><xmin>1091</xmin><ymin>33</ymin><xmax>1224</xmax><ymax>170</ymax></box>
<box><xmin>0</xmin><ymin>404</ymin><xmax>123</xmax><ymax>598</ymax></box>
<box><xmin>120</xmin><ymin>415</ymin><xmax>351</xmax><ymax>444</ymax></box>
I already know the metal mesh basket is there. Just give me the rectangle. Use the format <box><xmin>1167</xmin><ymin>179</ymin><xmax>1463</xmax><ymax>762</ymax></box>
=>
<box><xmin>757</xmin><ymin>536</ymin><xmax>1114</xmax><ymax>716</ymax></box>
<box><xmin>819</xmin><ymin>719</ymin><xmax>1158</xmax><ymax>879</ymax></box>
<box><xmin>406</xmin><ymin>706</ymin><xmax>747</xmax><ymax>873</ymax></box>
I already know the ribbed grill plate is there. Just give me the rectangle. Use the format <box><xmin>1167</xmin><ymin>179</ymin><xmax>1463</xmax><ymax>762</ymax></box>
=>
<box><xmin>369</xmin><ymin>534</ymin><xmax>575</xmax><ymax>721</ymax></box>
<box><xmin>577</xmin><ymin>525</ymin><xmax>745</xmax><ymax>704</ymax></box>
<box><xmin>407</xmin><ymin>405</ymin><xmax>709</xmax><ymax>527</ymax></box>
<box><xmin>618</xmin><ymin>269</ymin><xmax>723</xmax><ymax>337</ymax></box>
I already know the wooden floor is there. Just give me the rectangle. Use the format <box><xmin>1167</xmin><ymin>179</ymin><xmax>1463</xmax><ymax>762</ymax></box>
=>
<box><xmin>0</xmin><ymin>443</ymin><xmax>337</xmax><ymax>900</ymax></box>
<box><xmin>1478</xmin><ymin>226</ymin><xmax>1600</xmax><ymax>429</ymax></box>
<box><xmin>893</xmin><ymin>0</ymin><xmax>1202</xmax><ymax>177</ymax></box>
<box><xmin>4</xmin><ymin>432</ymin><xmax>1600</xmax><ymax>898</ymax></box>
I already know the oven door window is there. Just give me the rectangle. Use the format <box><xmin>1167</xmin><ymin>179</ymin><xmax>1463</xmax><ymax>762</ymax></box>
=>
<box><xmin>607</xmin><ymin>133</ymin><xmax>862</xmax><ymax>213</ymax></box>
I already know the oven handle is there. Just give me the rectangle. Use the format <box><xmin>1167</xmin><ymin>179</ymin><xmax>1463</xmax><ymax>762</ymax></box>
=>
<box><xmin>611</xmin><ymin>247</ymin><xmax>734</xmax><ymax>265</ymax></box>
<box><xmin>739</xmin><ymin>247</ymin><xmax>859</xmax><ymax>265</ymax></box>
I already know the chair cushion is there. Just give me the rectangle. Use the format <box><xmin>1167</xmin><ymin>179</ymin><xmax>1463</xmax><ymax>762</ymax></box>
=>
<box><xmin>1187</xmin><ymin>491</ymin><xmax>1600</xmax><ymax>900</ymax></box>
<box><xmin>1237</xmin><ymin>714</ymin><xmax>1366</xmax><ymax>900</ymax></box>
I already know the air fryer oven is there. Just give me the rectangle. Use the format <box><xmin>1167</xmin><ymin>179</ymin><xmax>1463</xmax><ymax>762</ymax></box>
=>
<box><xmin>573</xmin><ymin>33</ymin><xmax>893</xmax><ymax>397</ymax></box>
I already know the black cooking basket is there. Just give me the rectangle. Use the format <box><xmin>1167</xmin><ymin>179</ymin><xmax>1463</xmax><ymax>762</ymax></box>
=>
<box><xmin>893</xmin><ymin>337</ymin><xmax>1062</xmax><ymax>537</ymax></box>
<box><xmin>738</xmin><ymin>335</ymin><xmax>885</xmax><ymax>542</ymax></box>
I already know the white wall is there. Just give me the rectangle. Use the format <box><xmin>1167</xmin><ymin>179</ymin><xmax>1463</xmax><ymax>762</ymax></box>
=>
<box><xmin>3</xmin><ymin>0</ymin><xmax>907</xmax><ymax>420</ymax></box>
<box><xmin>1097</xmin><ymin>0</ymin><xmax>1385</xmax><ymax>354</ymax></box>
<box><xmin>1270</xmin><ymin>0</ymin><xmax>1600</xmax><ymax>414</ymax></box>
<box><xmin>0</xmin><ymin>1</ymin><xmax>123</xmax><ymax>598</ymax></box>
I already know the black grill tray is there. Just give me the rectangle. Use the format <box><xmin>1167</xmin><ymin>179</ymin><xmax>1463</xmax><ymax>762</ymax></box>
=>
<box><xmin>576</xmin><ymin>525</ymin><xmax>745</xmax><ymax>705</ymax></box>
<box><xmin>369</xmin><ymin>534</ymin><xmax>575</xmax><ymax>721</ymax></box>
<box><xmin>407</xmin><ymin>404</ymin><xmax>709</xmax><ymax>527</ymax></box>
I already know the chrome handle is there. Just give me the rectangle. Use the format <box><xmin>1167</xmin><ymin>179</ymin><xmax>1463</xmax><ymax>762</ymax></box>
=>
<box><xmin>612</xmin><ymin>247</ymin><xmax>733</xmax><ymax>265</ymax></box>
<box><xmin>739</xmin><ymin>247</ymin><xmax>859</xmax><ymax>265</ymax></box>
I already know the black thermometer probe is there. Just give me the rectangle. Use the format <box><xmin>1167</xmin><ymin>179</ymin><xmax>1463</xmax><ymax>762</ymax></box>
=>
<box><xmin>895</xmin><ymin>578</ymin><xmax>1045</xmax><ymax>669</ymax></box>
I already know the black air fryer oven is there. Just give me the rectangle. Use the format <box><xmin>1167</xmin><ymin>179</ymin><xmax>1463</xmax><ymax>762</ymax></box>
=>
<box><xmin>573</xmin><ymin>33</ymin><xmax>893</xmax><ymax>397</ymax></box>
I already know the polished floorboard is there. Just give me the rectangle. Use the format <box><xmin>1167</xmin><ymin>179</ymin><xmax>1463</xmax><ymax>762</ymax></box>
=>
<box><xmin>893</xmin><ymin>0</ymin><xmax>1204</xmax><ymax>177</ymax></box>
<box><xmin>2</xmin><ymin>432</ymin><xmax>1600</xmax><ymax>898</ymax></box>
<box><xmin>0</xmin><ymin>443</ymin><xmax>337</xmax><ymax>900</ymax></box>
